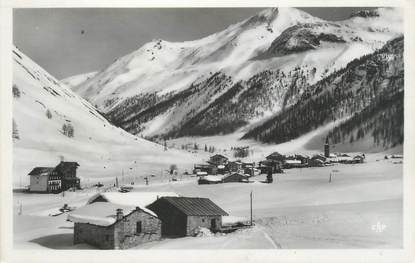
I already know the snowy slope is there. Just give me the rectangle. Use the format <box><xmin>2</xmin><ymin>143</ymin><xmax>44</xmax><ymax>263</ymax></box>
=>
<box><xmin>12</xmin><ymin>47</ymin><xmax>199</xmax><ymax>187</ymax></box>
<box><xmin>61</xmin><ymin>71</ymin><xmax>97</xmax><ymax>89</ymax></box>
<box><xmin>72</xmin><ymin>7</ymin><xmax>402</xmax><ymax>138</ymax></box>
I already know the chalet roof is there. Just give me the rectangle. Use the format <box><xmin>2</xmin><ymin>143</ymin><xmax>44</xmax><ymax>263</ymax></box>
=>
<box><xmin>210</xmin><ymin>154</ymin><xmax>228</xmax><ymax>160</ymax></box>
<box><xmin>226</xmin><ymin>172</ymin><xmax>249</xmax><ymax>177</ymax></box>
<box><xmin>28</xmin><ymin>167</ymin><xmax>55</xmax><ymax>176</ymax></box>
<box><xmin>67</xmin><ymin>202</ymin><xmax>137</xmax><ymax>226</ymax></box>
<box><xmin>158</xmin><ymin>197</ymin><xmax>228</xmax><ymax>216</ymax></box>
<box><xmin>285</xmin><ymin>159</ymin><xmax>302</xmax><ymax>164</ymax></box>
<box><xmin>198</xmin><ymin>175</ymin><xmax>224</xmax><ymax>182</ymax></box>
<box><xmin>87</xmin><ymin>192</ymin><xmax>178</xmax><ymax>217</ymax></box>
<box><xmin>266</xmin><ymin>152</ymin><xmax>285</xmax><ymax>159</ymax></box>
<box><xmin>56</xmin><ymin>161</ymin><xmax>80</xmax><ymax>168</ymax></box>
<box><xmin>311</xmin><ymin>154</ymin><xmax>327</xmax><ymax>160</ymax></box>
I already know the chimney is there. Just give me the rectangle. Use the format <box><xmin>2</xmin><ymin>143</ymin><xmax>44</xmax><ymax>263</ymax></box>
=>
<box><xmin>116</xmin><ymin>208</ymin><xmax>124</xmax><ymax>221</ymax></box>
<box><xmin>136</xmin><ymin>206</ymin><xmax>140</xmax><ymax>211</ymax></box>
<box><xmin>59</xmin><ymin>155</ymin><xmax>64</xmax><ymax>162</ymax></box>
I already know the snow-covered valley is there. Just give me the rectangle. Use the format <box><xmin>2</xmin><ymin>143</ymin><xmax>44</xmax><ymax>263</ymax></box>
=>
<box><xmin>10</xmin><ymin>6</ymin><xmax>405</xmax><ymax>252</ymax></box>
<box><xmin>13</xmin><ymin>153</ymin><xmax>402</xmax><ymax>249</ymax></box>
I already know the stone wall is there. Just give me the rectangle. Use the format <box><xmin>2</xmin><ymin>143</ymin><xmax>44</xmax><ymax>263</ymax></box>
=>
<box><xmin>74</xmin><ymin>223</ymin><xmax>115</xmax><ymax>249</ymax></box>
<box><xmin>186</xmin><ymin>215</ymin><xmax>222</xmax><ymax>236</ymax></box>
<box><xmin>114</xmin><ymin>209</ymin><xmax>162</xmax><ymax>249</ymax></box>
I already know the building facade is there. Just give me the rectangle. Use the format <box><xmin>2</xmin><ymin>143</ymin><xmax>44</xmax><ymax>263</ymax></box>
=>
<box><xmin>208</xmin><ymin>154</ymin><xmax>229</xmax><ymax>166</ymax></box>
<box><xmin>28</xmin><ymin>161</ymin><xmax>80</xmax><ymax>193</ymax></box>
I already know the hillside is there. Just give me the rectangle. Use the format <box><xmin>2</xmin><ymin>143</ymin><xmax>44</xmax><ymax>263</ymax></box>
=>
<box><xmin>242</xmin><ymin>37</ymin><xmax>404</xmax><ymax>151</ymax></box>
<box><xmin>61</xmin><ymin>72</ymin><xmax>97</xmax><ymax>89</ymax></box>
<box><xmin>12</xmin><ymin>47</ymin><xmax>199</xmax><ymax>187</ymax></box>
<box><xmin>69</xmin><ymin>8</ymin><xmax>402</xmax><ymax>139</ymax></box>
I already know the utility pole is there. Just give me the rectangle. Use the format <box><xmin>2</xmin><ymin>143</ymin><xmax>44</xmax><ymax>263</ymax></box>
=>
<box><xmin>18</xmin><ymin>201</ymin><xmax>22</xmax><ymax>215</ymax></box>
<box><xmin>250</xmin><ymin>190</ymin><xmax>253</xmax><ymax>226</ymax></box>
<box><xmin>122</xmin><ymin>168</ymin><xmax>124</xmax><ymax>184</ymax></box>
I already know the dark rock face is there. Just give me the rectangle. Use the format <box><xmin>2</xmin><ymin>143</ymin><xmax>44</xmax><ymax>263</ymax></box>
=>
<box><xmin>350</xmin><ymin>9</ymin><xmax>380</xmax><ymax>18</ymax></box>
<box><xmin>243</xmin><ymin>37</ymin><xmax>404</xmax><ymax>149</ymax></box>
<box><xmin>261</xmin><ymin>24</ymin><xmax>346</xmax><ymax>57</ymax></box>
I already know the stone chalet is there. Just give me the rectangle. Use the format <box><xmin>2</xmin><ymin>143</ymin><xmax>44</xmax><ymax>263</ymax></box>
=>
<box><xmin>68</xmin><ymin>192</ymin><xmax>178</xmax><ymax>249</ymax></box>
<box><xmin>68</xmin><ymin>202</ymin><xmax>161</xmax><ymax>249</ymax></box>
<box><xmin>28</xmin><ymin>161</ymin><xmax>80</xmax><ymax>193</ymax></box>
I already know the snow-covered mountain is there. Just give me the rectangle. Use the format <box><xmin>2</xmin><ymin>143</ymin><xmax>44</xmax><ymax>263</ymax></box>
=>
<box><xmin>12</xmin><ymin>47</ymin><xmax>199</xmax><ymax>187</ymax></box>
<box><xmin>243</xmin><ymin>37</ymin><xmax>404</xmax><ymax>152</ymax></box>
<box><xmin>70</xmin><ymin>7</ymin><xmax>402</xmax><ymax>139</ymax></box>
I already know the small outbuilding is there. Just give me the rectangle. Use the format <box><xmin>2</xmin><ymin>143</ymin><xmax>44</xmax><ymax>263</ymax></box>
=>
<box><xmin>309</xmin><ymin>158</ymin><xmax>325</xmax><ymax>167</ymax></box>
<box><xmin>266</xmin><ymin>152</ymin><xmax>285</xmax><ymax>162</ymax></box>
<box><xmin>193</xmin><ymin>164</ymin><xmax>217</xmax><ymax>175</ymax></box>
<box><xmin>198</xmin><ymin>175</ymin><xmax>224</xmax><ymax>185</ymax></box>
<box><xmin>147</xmin><ymin>197</ymin><xmax>229</xmax><ymax>237</ymax></box>
<box><xmin>222</xmin><ymin>173</ymin><xmax>249</xmax><ymax>183</ymax></box>
<box><xmin>283</xmin><ymin>159</ymin><xmax>305</xmax><ymax>169</ymax></box>
<box><xmin>208</xmin><ymin>154</ymin><xmax>229</xmax><ymax>166</ymax></box>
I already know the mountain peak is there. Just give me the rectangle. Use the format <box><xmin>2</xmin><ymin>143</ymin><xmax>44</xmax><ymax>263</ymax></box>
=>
<box><xmin>257</xmin><ymin>7</ymin><xmax>279</xmax><ymax>20</ymax></box>
<box><xmin>242</xmin><ymin>7</ymin><xmax>320</xmax><ymax>29</ymax></box>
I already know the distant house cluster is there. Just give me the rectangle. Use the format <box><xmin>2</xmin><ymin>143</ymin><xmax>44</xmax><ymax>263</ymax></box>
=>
<box><xmin>194</xmin><ymin>154</ymin><xmax>259</xmax><ymax>184</ymax></box>
<box><xmin>259</xmin><ymin>151</ymin><xmax>365</xmax><ymax>170</ymax></box>
<box><xmin>193</xmin><ymin>139</ymin><xmax>367</xmax><ymax>185</ymax></box>
<box><xmin>28</xmin><ymin>161</ymin><xmax>80</xmax><ymax>193</ymax></box>
<box><xmin>257</xmin><ymin>138</ymin><xmax>366</xmax><ymax>171</ymax></box>
<box><xmin>68</xmin><ymin>192</ymin><xmax>246</xmax><ymax>249</ymax></box>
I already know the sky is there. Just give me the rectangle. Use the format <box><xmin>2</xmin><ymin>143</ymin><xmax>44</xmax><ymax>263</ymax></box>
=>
<box><xmin>13</xmin><ymin>7</ymin><xmax>376</xmax><ymax>79</ymax></box>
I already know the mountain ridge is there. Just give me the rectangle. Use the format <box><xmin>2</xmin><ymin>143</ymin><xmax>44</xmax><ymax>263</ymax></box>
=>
<box><xmin>66</xmin><ymin>7</ymin><xmax>403</xmax><ymax>149</ymax></box>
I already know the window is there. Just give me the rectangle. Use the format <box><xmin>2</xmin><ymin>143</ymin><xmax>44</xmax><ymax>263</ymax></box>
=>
<box><xmin>202</xmin><ymin>219</ymin><xmax>205</xmax><ymax>223</ymax></box>
<box><xmin>105</xmin><ymin>235</ymin><xmax>109</xmax><ymax>241</ymax></box>
<box><xmin>136</xmin><ymin>221</ymin><xmax>142</xmax><ymax>234</ymax></box>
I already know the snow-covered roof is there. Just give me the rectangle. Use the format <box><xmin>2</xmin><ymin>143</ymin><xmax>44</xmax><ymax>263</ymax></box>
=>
<box><xmin>87</xmin><ymin>191</ymin><xmax>178</xmax><ymax>216</ymax></box>
<box><xmin>199</xmin><ymin>175</ymin><xmax>224</xmax><ymax>182</ymax></box>
<box><xmin>285</xmin><ymin>160</ymin><xmax>301</xmax><ymax>164</ymax></box>
<box><xmin>337</xmin><ymin>156</ymin><xmax>353</xmax><ymax>161</ymax></box>
<box><xmin>28</xmin><ymin>167</ymin><xmax>55</xmax><ymax>176</ymax></box>
<box><xmin>67</xmin><ymin>202</ymin><xmax>136</xmax><ymax>226</ymax></box>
